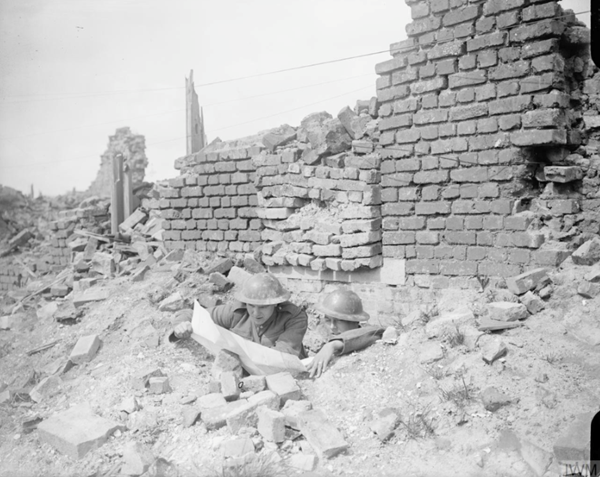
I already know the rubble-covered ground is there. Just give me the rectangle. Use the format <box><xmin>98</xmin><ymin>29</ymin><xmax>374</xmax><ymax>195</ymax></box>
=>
<box><xmin>0</xmin><ymin>228</ymin><xmax>598</xmax><ymax>477</ymax></box>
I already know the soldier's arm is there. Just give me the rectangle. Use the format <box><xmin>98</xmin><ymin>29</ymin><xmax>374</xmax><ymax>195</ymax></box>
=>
<box><xmin>328</xmin><ymin>326</ymin><xmax>385</xmax><ymax>355</ymax></box>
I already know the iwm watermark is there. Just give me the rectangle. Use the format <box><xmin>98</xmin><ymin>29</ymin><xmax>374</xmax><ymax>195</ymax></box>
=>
<box><xmin>560</xmin><ymin>461</ymin><xmax>598</xmax><ymax>477</ymax></box>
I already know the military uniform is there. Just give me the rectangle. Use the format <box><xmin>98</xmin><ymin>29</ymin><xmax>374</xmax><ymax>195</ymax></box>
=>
<box><xmin>328</xmin><ymin>325</ymin><xmax>385</xmax><ymax>356</ymax></box>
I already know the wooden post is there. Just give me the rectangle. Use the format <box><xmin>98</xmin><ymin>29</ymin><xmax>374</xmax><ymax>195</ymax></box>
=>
<box><xmin>110</xmin><ymin>153</ymin><xmax>125</xmax><ymax>237</ymax></box>
<box><xmin>123</xmin><ymin>161</ymin><xmax>134</xmax><ymax>219</ymax></box>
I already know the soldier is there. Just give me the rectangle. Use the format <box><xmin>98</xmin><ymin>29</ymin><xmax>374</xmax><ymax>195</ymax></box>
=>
<box><xmin>171</xmin><ymin>273</ymin><xmax>308</xmax><ymax>358</ymax></box>
<box><xmin>307</xmin><ymin>288</ymin><xmax>385</xmax><ymax>378</ymax></box>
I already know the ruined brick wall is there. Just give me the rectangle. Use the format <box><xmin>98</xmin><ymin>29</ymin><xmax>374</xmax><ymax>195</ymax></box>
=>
<box><xmin>162</xmin><ymin>140</ymin><xmax>262</xmax><ymax>253</ymax></box>
<box><xmin>87</xmin><ymin>127</ymin><xmax>149</xmax><ymax>198</ymax></box>
<box><xmin>374</xmin><ymin>0</ymin><xmax>592</xmax><ymax>287</ymax></box>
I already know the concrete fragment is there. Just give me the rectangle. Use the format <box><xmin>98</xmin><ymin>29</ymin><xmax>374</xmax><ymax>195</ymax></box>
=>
<box><xmin>505</xmin><ymin>268</ymin><xmax>549</xmax><ymax>295</ymax></box>
<box><xmin>478</xmin><ymin>318</ymin><xmax>522</xmax><ymax>332</ymax></box>
<box><xmin>201</xmin><ymin>400</ymin><xmax>249</xmax><ymax>430</ymax></box>
<box><xmin>369</xmin><ymin>408</ymin><xmax>400</xmax><ymax>442</ymax></box>
<box><xmin>198</xmin><ymin>393</ymin><xmax>227</xmax><ymax>409</ymax></box>
<box><xmin>241</xmin><ymin>375</ymin><xmax>265</xmax><ymax>393</ymax></box>
<box><xmin>37</xmin><ymin>302</ymin><xmax>58</xmax><ymax>320</ymax></box>
<box><xmin>577</xmin><ymin>281</ymin><xmax>600</xmax><ymax>298</ymax></box>
<box><xmin>281</xmin><ymin>400</ymin><xmax>313</xmax><ymax>430</ymax></box>
<box><xmin>262</xmin><ymin>127</ymin><xmax>297</xmax><ymax>152</ymax></box>
<box><xmin>584</xmin><ymin>265</ymin><xmax>600</xmax><ymax>282</ymax></box>
<box><xmin>297</xmin><ymin>409</ymin><xmax>349</xmax><ymax>459</ymax></box>
<box><xmin>519</xmin><ymin>291</ymin><xmax>545</xmax><ymax>315</ymax></box>
<box><xmin>131</xmin><ymin>368</ymin><xmax>165</xmax><ymax>390</ymax></box>
<box><xmin>226</xmin><ymin>401</ymin><xmax>260</xmax><ymax>433</ymax></box>
<box><xmin>482</xmin><ymin>339</ymin><xmax>507</xmax><ymax>364</ymax></box>
<box><xmin>37</xmin><ymin>404</ymin><xmax>125</xmax><ymax>459</ymax></box>
<box><xmin>72</xmin><ymin>288</ymin><xmax>109</xmax><ymax>308</ymax></box>
<box><xmin>119</xmin><ymin>209</ymin><xmax>148</xmax><ymax>234</ymax></box>
<box><xmin>553</xmin><ymin>411</ymin><xmax>594</xmax><ymax>463</ymax></box>
<box><xmin>119</xmin><ymin>396</ymin><xmax>141</xmax><ymax>414</ymax></box>
<box><xmin>43</xmin><ymin>358</ymin><xmax>74</xmax><ymax>376</ymax></box>
<box><xmin>221</xmin><ymin>437</ymin><xmax>255</xmax><ymax>458</ymax></box>
<box><xmin>481</xmin><ymin>387</ymin><xmax>511</xmax><ymax>412</ymax></box>
<box><xmin>247</xmin><ymin>390</ymin><xmax>280</xmax><ymax>410</ymax></box>
<box><xmin>256</xmin><ymin>406</ymin><xmax>286</xmax><ymax>443</ymax></box>
<box><xmin>51</xmin><ymin>284</ymin><xmax>69</xmax><ymax>297</ymax></box>
<box><xmin>91</xmin><ymin>252</ymin><xmax>115</xmax><ymax>277</ymax></box>
<box><xmin>148</xmin><ymin>377</ymin><xmax>170</xmax><ymax>394</ymax></box>
<box><xmin>69</xmin><ymin>334</ymin><xmax>101</xmax><ymax>364</ymax></box>
<box><xmin>131</xmin><ymin>264</ymin><xmax>150</xmax><ymax>282</ymax></box>
<box><xmin>265</xmin><ymin>372</ymin><xmax>301</xmax><ymax>404</ymax></box>
<box><xmin>121</xmin><ymin>440</ymin><xmax>155</xmax><ymax>476</ymax></box>
<box><xmin>243</xmin><ymin>257</ymin><xmax>265</xmax><ymax>274</ymax></box>
<box><xmin>158</xmin><ymin>292</ymin><xmax>186</xmax><ymax>312</ymax></box>
<box><xmin>209</xmin><ymin>272</ymin><xmax>232</xmax><ymax>289</ymax></box>
<box><xmin>286</xmin><ymin>453</ymin><xmax>318</xmax><ymax>472</ymax></box>
<box><xmin>572</xmin><ymin>237</ymin><xmax>600</xmax><ymax>266</ymax></box>
<box><xmin>227</xmin><ymin>266</ymin><xmax>252</xmax><ymax>287</ymax></box>
<box><xmin>487</xmin><ymin>302</ymin><xmax>529</xmax><ymax>321</ymax></box>
<box><xmin>163</xmin><ymin>250</ymin><xmax>184</xmax><ymax>262</ymax></box>
<box><xmin>212</xmin><ymin>350</ymin><xmax>243</xmax><ymax>381</ymax></box>
<box><xmin>419</xmin><ymin>342</ymin><xmax>444</xmax><ymax>364</ymax></box>
<box><xmin>182</xmin><ymin>407</ymin><xmax>201</xmax><ymax>428</ymax></box>
<box><xmin>29</xmin><ymin>376</ymin><xmax>62</xmax><ymax>403</ymax></box>
<box><xmin>381</xmin><ymin>326</ymin><xmax>398</xmax><ymax>344</ymax></box>
<box><xmin>221</xmin><ymin>371</ymin><xmax>240</xmax><ymax>402</ymax></box>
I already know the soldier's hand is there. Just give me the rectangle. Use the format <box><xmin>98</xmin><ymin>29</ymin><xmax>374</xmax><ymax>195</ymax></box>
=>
<box><xmin>307</xmin><ymin>342</ymin><xmax>336</xmax><ymax>378</ymax></box>
<box><xmin>173</xmin><ymin>322</ymin><xmax>193</xmax><ymax>340</ymax></box>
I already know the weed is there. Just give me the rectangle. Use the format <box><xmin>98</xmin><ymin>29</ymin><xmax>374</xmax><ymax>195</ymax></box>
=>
<box><xmin>427</xmin><ymin>365</ymin><xmax>446</xmax><ymax>381</ymax></box>
<box><xmin>543</xmin><ymin>352</ymin><xmax>561</xmax><ymax>365</ymax></box>
<box><xmin>443</xmin><ymin>324</ymin><xmax>465</xmax><ymax>348</ymax></box>
<box><xmin>421</xmin><ymin>304</ymin><xmax>439</xmax><ymax>324</ymax></box>
<box><xmin>397</xmin><ymin>406</ymin><xmax>436</xmax><ymax>440</ymax></box>
<box><xmin>476</xmin><ymin>274</ymin><xmax>490</xmax><ymax>291</ymax></box>
<box><xmin>438</xmin><ymin>375</ymin><xmax>473</xmax><ymax>410</ymax></box>
<box><xmin>206</xmin><ymin>452</ymin><xmax>288</xmax><ymax>477</ymax></box>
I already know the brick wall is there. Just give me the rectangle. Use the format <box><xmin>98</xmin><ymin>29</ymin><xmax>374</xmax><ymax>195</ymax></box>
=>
<box><xmin>373</xmin><ymin>0</ymin><xmax>591</xmax><ymax>286</ymax></box>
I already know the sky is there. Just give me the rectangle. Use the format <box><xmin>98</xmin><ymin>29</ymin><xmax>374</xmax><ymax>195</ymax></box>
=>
<box><xmin>0</xmin><ymin>0</ymin><xmax>591</xmax><ymax>197</ymax></box>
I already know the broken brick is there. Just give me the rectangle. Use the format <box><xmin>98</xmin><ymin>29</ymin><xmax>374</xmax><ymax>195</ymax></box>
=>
<box><xmin>256</xmin><ymin>406</ymin><xmax>286</xmax><ymax>443</ymax></box>
<box><xmin>148</xmin><ymin>377</ymin><xmax>170</xmax><ymax>394</ymax></box>
<box><xmin>240</xmin><ymin>375</ymin><xmax>266</xmax><ymax>393</ymax></box>
<box><xmin>212</xmin><ymin>350</ymin><xmax>243</xmax><ymax>381</ymax></box>
<box><xmin>505</xmin><ymin>268</ymin><xmax>549</xmax><ymax>295</ymax></box>
<box><xmin>297</xmin><ymin>409</ymin><xmax>349</xmax><ymax>459</ymax></box>
<box><xmin>121</xmin><ymin>441</ymin><xmax>155</xmax><ymax>475</ymax></box>
<box><xmin>221</xmin><ymin>371</ymin><xmax>241</xmax><ymax>402</ymax></box>
<box><xmin>281</xmin><ymin>400</ymin><xmax>313</xmax><ymax>430</ymax></box>
<box><xmin>486</xmin><ymin>302</ymin><xmax>528</xmax><ymax>321</ymax></box>
<box><xmin>198</xmin><ymin>393</ymin><xmax>227</xmax><ymax>409</ymax></box>
<box><xmin>29</xmin><ymin>376</ymin><xmax>62</xmax><ymax>403</ymax></box>
<box><xmin>265</xmin><ymin>372</ymin><xmax>301</xmax><ymax>404</ymax></box>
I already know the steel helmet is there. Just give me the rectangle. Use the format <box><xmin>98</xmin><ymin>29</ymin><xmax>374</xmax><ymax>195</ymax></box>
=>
<box><xmin>316</xmin><ymin>288</ymin><xmax>369</xmax><ymax>322</ymax></box>
<box><xmin>234</xmin><ymin>273</ymin><xmax>291</xmax><ymax>306</ymax></box>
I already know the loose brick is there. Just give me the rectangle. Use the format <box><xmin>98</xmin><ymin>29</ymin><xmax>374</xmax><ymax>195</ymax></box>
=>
<box><xmin>69</xmin><ymin>335</ymin><xmax>101</xmax><ymax>364</ymax></box>
<box><xmin>297</xmin><ymin>410</ymin><xmax>349</xmax><ymax>459</ymax></box>
<box><xmin>265</xmin><ymin>372</ymin><xmax>301</xmax><ymax>404</ymax></box>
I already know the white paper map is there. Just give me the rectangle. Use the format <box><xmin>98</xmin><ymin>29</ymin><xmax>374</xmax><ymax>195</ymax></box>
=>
<box><xmin>190</xmin><ymin>300</ymin><xmax>308</xmax><ymax>376</ymax></box>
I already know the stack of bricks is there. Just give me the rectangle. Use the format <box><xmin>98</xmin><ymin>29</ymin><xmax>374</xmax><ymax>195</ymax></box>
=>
<box><xmin>163</xmin><ymin>143</ymin><xmax>263</xmax><ymax>253</ymax></box>
<box><xmin>374</xmin><ymin>0</ymin><xmax>586</xmax><ymax>286</ymax></box>
<box><xmin>0</xmin><ymin>258</ymin><xmax>24</xmax><ymax>292</ymax></box>
<box><xmin>254</xmin><ymin>148</ymin><xmax>384</xmax><ymax>272</ymax></box>
<box><xmin>47</xmin><ymin>201</ymin><xmax>110</xmax><ymax>266</ymax></box>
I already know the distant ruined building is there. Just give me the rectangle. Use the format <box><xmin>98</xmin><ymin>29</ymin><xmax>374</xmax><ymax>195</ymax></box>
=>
<box><xmin>87</xmin><ymin>127</ymin><xmax>149</xmax><ymax>198</ymax></box>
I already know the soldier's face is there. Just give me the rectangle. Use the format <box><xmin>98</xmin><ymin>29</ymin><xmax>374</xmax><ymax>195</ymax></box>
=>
<box><xmin>247</xmin><ymin>304</ymin><xmax>276</xmax><ymax>325</ymax></box>
<box><xmin>325</xmin><ymin>317</ymin><xmax>358</xmax><ymax>335</ymax></box>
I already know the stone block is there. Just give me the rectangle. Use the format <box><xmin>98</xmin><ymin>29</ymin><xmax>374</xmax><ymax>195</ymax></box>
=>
<box><xmin>37</xmin><ymin>404</ymin><xmax>125</xmax><ymax>459</ymax></box>
<box><xmin>281</xmin><ymin>400</ymin><xmax>313</xmax><ymax>430</ymax></box>
<box><xmin>182</xmin><ymin>407</ymin><xmax>201</xmax><ymax>427</ymax></box>
<box><xmin>247</xmin><ymin>390</ymin><xmax>280</xmax><ymax>410</ymax></box>
<box><xmin>227</xmin><ymin>266</ymin><xmax>252</xmax><ymax>287</ymax></box>
<box><xmin>29</xmin><ymin>376</ymin><xmax>62</xmax><ymax>403</ymax></box>
<box><xmin>584</xmin><ymin>266</ymin><xmax>600</xmax><ymax>283</ymax></box>
<box><xmin>201</xmin><ymin>400</ymin><xmax>249</xmax><ymax>430</ymax></box>
<box><xmin>481</xmin><ymin>387</ymin><xmax>511</xmax><ymax>412</ymax></box>
<box><xmin>119</xmin><ymin>396</ymin><xmax>141</xmax><ymax>414</ymax></box>
<box><xmin>256</xmin><ymin>406</ymin><xmax>285</xmax><ymax>443</ymax></box>
<box><xmin>487</xmin><ymin>302</ymin><xmax>528</xmax><ymax>321</ymax></box>
<box><xmin>287</xmin><ymin>453</ymin><xmax>318</xmax><ymax>472</ymax></box>
<box><xmin>198</xmin><ymin>393</ymin><xmax>227</xmax><ymax>409</ymax></box>
<box><xmin>131</xmin><ymin>368</ymin><xmax>165</xmax><ymax>390</ymax></box>
<box><xmin>577</xmin><ymin>281</ymin><xmax>600</xmax><ymax>299</ymax></box>
<box><xmin>121</xmin><ymin>441</ymin><xmax>154</xmax><ymax>475</ymax></box>
<box><xmin>297</xmin><ymin>409</ymin><xmax>349</xmax><ymax>459</ymax></box>
<box><xmin>241</xmin><ymin>375</ymin><xmax>266</xmax><ymax>393</ymax></box>
<box><xmin>572</xmin><ymin>238</ymin><xmax>600</xmax><ymax>266</ymax></box>
<box><xmin>221</xmin><ymin>437</ymin><xmax>255</xmax><ymax>458</ymax></box>
<box><xmin>205</xmin><ymin>257</ymin><xmax>234</xmax><ymax>275</ymax></box>
<box><xmin>212</xmin><ymin>350</ymin><xmax>243</xmax><ymax>381</ymax></box>
<box><xmin>148</xmin><ymin>377</ymin><xmax>171</xmax><ymax>394</ymax></box>
<box><xmin>482</xmin><ymin>339</ymin><xmax>507</xmax><ymax>364</ymax></box>
<box><xmin>505</xmin><ymin>268</ymin><xmax>549</xmax><ymax>295</ymax></box>
<box><xmin>369</xmin><ymin>408</ymin><xmax>400</xmax><ymax>442</ymax></box>
<box><xmin>520</xmin><ymin>291</ymin><xmax>545</xmax><ymax>314</ymax></box>
<box><xmin>553</xmin><ymin>411</ymin><xmax>594</xmax><ymax>462</ymax></box>
<box><xmin>158</xmin><ymin>292</ymin><xmax>186</xmax><ymax>312</ymax></box>
<box><xmin>221</xmin><ymin>371</ymin><xmax>240</xmax><ymax>402</ymax></box>
<box><xmin>265</xmin><ymin>373</ymin><xmax>301</xmax><ymax>404</ymax></box>
<box><xmin>69</xmin><ymin>334</ymin><xmax>101</xmax><ymax>364</ymax></box>
<box><xmin>72</xmin><ymin>288</ymin><xmax>109</xmax><ymax>308</ymax></box>
<box><xmin>91</xmin><ymin>252</ymin><xmax>115</xmax><ymax>277</ymax></box>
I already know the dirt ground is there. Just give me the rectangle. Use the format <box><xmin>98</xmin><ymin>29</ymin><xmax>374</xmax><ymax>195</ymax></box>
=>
<box><xmin>0</xmin><ymin>255</ymin><xmax>598</xmax><ymax>477</ymax></box>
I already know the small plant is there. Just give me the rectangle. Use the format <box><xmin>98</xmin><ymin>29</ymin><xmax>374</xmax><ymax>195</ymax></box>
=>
<box><xmin>444</xmin><ymin>324</ymin><xmax>465</xmax><ymax>348</ymax></box>
<box><xmin>438</xmin><ymin>375</ymin><xmax>473</xmax><ymax>410</ymax></box>
<box><xmin>398</xmin><ymin>406</ymin><xmax>436</xmax><ymax>440</ymax></box>
<box><xmin>427</xmin><ymin>365</ymin><xmax>446</xmax><ymax>381</ymax></box>
<box><xmin>543</xmin><ymin>352</ymin><xmax>561</xmax><ymax>365</ymax></box>
<box><xmin>476</xmin><ymin>274</ymin><xmax>490</xmax><ymax>291</ymax></box>
<box><xmin>421</xmin><ymin>304</ymin><xmax>439</xmax><ymax>324</ymax></box>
